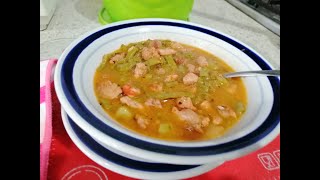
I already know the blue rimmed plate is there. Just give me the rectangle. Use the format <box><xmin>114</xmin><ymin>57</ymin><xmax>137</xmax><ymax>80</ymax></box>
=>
<box><xmin>54</xmin><ymin>18</ymin><xmax>280</xmax><ymax>165</ymax></box>
<box><xmin>61</xmin><ymin>108</ymin><xmax>223</xmax><ymax>179</ymax></box>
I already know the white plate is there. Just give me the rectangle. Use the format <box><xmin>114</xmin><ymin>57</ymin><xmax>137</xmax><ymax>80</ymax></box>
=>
<box><xmin>55</xmin><ymin>18</ymin><xmax>280</xmax><ymax>165</ymax></box>
<box><xmin>61</xmin><ymin>108</ymin><xmax>223</xmax><ymax>180</ymax></box>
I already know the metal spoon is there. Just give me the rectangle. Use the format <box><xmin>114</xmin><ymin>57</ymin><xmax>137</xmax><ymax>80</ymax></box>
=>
<box><xmin>223</xmin><ymin>70</ymin><xmax>280</xmax><ymax>78</ymax></box>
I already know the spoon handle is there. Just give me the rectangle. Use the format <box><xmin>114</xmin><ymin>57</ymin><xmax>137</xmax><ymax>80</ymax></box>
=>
<box><xmin>224</xmin><ymin>70</ymin><xmax>280</xmax><ymax>78</ymax></box>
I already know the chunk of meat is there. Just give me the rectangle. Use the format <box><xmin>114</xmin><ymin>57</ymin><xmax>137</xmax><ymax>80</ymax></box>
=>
<box><xmin>196</xmin><ymin>56</ymin><xmax>208</xmax><ymax>67</ymax></box>
<box><xmin>109</xmin><ymin>53</ymin><xmax>125</xmax><ymax>64</ymax></box>
<box><xmin>148</xmin><ymin>40</ymin><xmax>162</xmax><ymax>48</ymax></box>
<box><xmin>174</xmin><ymin>55</ymin><xmax>187</xmax><ymax>65</ymax></box>
<box><xmin>141</xmin><ymin>47</ymin><xmax>160</xmax><ymax>60</ymax></box>
<box><xmin>216</xmin><ymin>105</ymin><xmax>237</xmax><ymax>118</ymax></box>
<box><xmin>150</xmin><ymin>83</ymin><xmax>163</xmax><ymax>92</ymax></box>
<box><xmin>176</xmin><ymin>97</ymin><xmax>196</xmax><ymax>110</ymax></box>
<box><xmin>156</xmin><ymin>67</ymin><xmax>165</xmax><ymax>75</ymax></box>
<box><xmin>145</xmin><ymin>98</ymin><xmax>162</xmax><ymax>108</ymax></box>
<box><xmin>170</xmin><ymin>42</ymin><xmax>186</xmax><ymax>51</ymax></box>
<box><xmin>172</xmin><ymin>107</ymin><xmax>204</xmax><ymax>133</ymax></box>
<box><xmin>158</xmin><ymin>48</ymin><xmax>177</xmax><ymax>56</ymax></box>
<box><xmin>120</xmin><ymin>96</ymin><xmax>143</xmax><ymax>109</ymax></box>
<box><xmin>158</xmin><ymin>48</ymin><xmax>177</xmax><ymax>55</ymax></box>
<box><xmin>134</xmin><ymin>114</ymin><xmax>150</xmax><ymax>129</ymax></box>
<box><xmin>122</xmin><ymin>85</ymin><xmax>141</xmax><ymax>97</ymax></box>
<box><xmin>96</xmin><ymin>81</ymin><xmax>122</xmax><ymax>99</ymax></box>
<box><xmin>134</xmin><ymin>63</ymin><xmax>147</xmax><ymax>78</ymax></box>
<box><xmin>194</xmin><ymin>67</ymin><xmax>202</xmax><ymax>75</ymax></box>
<box><xmin>183</xmin><ymin>73</ymin><xmax>199</xmax><ymax>85</ymax></box>
<box><xmin>200</xmin><ymin>100</ymin><xmax>212</xmax><ymax>110</ymax></box>
<box><xmin>201</xmin><ymin>117</ymin><xmax>210</xmax><ymax>127</ymax></box>
<box><xmin>212</xmin><ymin>116</ymin><xmax>223</xmax><ymax>125</ymax></box>
<box><xmin>186</xmin><ymin>64</ymin><xmax>195</xmax><ymax>73</ymax></box>
<box><xmin>164</xmin><ymin>74</ymin><xmax>178</xmax><ymax>82</ymax></box>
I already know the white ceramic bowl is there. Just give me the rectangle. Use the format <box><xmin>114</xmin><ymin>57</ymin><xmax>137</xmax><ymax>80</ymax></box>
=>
<box><xmin>54</xmin><ymin>18</ymin><xmax>280</xmax><ymax>165</ymax></box>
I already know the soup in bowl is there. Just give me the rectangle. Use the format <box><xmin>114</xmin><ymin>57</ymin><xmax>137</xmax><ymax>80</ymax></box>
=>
<box><xmin>55</xmin><ymin>19</ymin><xmax>279</xmax><ymax>165</ymax></box>
<box><xmin>94</xmin><ymin>39</ymin><xmax>247</xmax><ymax>142</ymax></box>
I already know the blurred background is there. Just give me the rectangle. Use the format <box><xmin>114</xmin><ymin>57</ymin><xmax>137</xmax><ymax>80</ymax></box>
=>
<box><xmin>40</xmin><ymin>0</ymin><xmax>279</xmax><ymax>68</ymax></box>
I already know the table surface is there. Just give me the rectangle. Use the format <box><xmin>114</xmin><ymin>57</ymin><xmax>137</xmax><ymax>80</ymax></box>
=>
<box><xmin>40</xmin><ymin>0</ymin><xmax>280</xmax><ymax>69</ymax></box>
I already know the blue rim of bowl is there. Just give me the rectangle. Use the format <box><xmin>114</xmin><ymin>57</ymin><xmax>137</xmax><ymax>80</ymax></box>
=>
<box><xmin>60</xmin><ymin>20</ymin><xmax>280</xmax><ymax>156</ymax></box>
<box><xmin>67</xmin><ymin>114</ymin><xmax>200</xmax><ymax>172</ymax></box>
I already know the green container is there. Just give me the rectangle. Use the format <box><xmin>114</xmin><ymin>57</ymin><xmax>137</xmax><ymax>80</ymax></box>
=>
<box><xmin>99</xmin><ymin>0</ymin><xmax>194</xmax><ymax>25</ymax></box>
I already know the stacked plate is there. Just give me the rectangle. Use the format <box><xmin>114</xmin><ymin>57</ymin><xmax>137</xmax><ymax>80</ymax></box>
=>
<box><xmin>54</xmin><ymin>19</ymin><xmax>280</xmax><ymax>179</ymax></box>
<box><xmin>61</xmin><ymin>109</ymin><xmax>223</xmax><ymax>179</ymax></box>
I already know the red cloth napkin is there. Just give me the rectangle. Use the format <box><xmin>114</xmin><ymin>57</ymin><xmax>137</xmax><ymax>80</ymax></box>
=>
<box><xmin>47</xmin><ymin>84</ymin><xmax>280</xmax><ymax>180</ymax></box>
